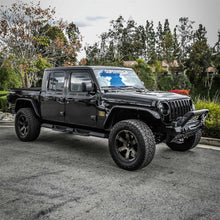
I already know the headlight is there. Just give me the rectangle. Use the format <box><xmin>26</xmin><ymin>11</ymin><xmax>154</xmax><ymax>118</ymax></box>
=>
<box><xmin>157</xmin><ymin>101</ymin><xmax>170</xmax><ymax>116</ymax></box>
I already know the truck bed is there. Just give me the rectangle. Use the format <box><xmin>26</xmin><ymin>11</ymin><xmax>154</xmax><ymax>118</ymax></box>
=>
<box><xmin>7</xmin><ymin>88</ymin><xmax>41</xmax><ymax>110</ymax></box>
<box><xmin>10</xmin><ymin>87</ymin><xmax>41</xmax><ymax>96</ymax></box>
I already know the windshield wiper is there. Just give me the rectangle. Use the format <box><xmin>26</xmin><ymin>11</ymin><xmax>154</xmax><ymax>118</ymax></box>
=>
<box><xmin>119</xmin><ymin>86</ymin><xmax>146</xmax><ymax>92</ymax></box>
<box><xmin>101</xmin><ymin>85</ymin><xmax>146</xmax><ymax>92</ymax></box>
<box><xmin>101</xmin><ymin>86</ymin><xmax>119</xmax><ymax>89</ymax></box>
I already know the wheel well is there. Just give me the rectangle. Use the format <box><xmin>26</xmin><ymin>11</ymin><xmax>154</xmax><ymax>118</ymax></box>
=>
<box><xmin>105</xmin><ymin>108</ymin><xmax>160</xmax><ymax>131</ymax></box>
<box><xmin>15</xmin><ymin>100</ymin><xmax>39</xmax><ymax>117</ymax></box>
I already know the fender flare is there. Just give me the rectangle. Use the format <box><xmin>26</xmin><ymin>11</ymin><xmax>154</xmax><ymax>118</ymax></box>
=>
<box><xmin>15</xmin><ymin>98</ymin><xmax>40</xmax><ymax>117</ymax></box>
<box><xmin>104</xmin><ymin>105</ymin><xmax>160</xmax><ymax>128</ymax></box>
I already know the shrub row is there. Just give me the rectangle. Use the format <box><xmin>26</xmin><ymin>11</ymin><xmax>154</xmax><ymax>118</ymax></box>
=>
<box><xmin>195</xmin><ymin>100</ymin><xmax>220</xmax><ymax>139</ymax></box>
<box><xmin>0</xmin><ymin>95</ymin><xmax>8</xmax><ymax>112</ymax></box>
<box><xmin>0</xmin><ymin>91</ymin><xmax>9</xmax><ymax>97</ymax></box>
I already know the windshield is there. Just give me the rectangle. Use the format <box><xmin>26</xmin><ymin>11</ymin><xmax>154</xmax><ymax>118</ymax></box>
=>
<box><xmin>94</xmin><ymin>68</ymin><xmax>145</xmax><ymax>89</ymax></box>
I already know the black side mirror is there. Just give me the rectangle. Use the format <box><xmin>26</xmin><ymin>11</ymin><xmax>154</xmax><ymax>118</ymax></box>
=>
<box><xmin>81</xmin><ymin>82</ymin><xmax>94</xmax><ymax>93</ymax></box>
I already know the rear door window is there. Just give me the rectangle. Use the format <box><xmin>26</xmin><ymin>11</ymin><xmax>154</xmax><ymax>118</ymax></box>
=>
<box><xmin>48</xmin><ymin>72</ymin><xmax>65</xmax><ymax>92</ymax></box>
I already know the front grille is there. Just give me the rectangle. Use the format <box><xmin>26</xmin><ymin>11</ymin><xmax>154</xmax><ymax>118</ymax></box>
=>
<box><xmin>168</xmin><ymin>99</ymin><xmax>191</xmax><ymax>120</ymax></box>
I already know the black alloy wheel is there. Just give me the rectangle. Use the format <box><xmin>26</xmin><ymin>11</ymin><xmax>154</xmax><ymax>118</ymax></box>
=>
<box><xmin>115</xmin><ymin>130</ymin><xmax>139</xmax><ymax>162</ymax></box>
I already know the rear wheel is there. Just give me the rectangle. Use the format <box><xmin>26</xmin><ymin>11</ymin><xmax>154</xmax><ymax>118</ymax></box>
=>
<box><xmin>109</xmin><ymin>119</ymin><xmax>156</xmax><ymax>171</ymax></box>
<box><xmin>167</xmin><ymin>130</ymin><xmax>202</xmax><ymax>151</ymax></box>
<box><xmin>15</xmin><ymin>108</ymin><xmax>41</xmax><ymax>142</ymax></box>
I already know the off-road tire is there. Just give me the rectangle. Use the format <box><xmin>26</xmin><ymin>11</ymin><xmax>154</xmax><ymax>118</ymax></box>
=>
<box><xmin>15</xmin><ymin>108</ymin><xmax>41</xmax><ymax>142</ymax></box>
<box><xmin>109</xmin><ymin>119</ymin><xmax>156</xmax><ymax>171</ymax></box>
<box><xmin>167</xmin><ymin>130</ymin><xmax>202</xmax><ymax>152</ymax></box>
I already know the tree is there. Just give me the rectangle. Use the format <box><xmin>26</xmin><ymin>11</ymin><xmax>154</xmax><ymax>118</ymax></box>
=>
<box><xmin>133</xmin><ymin>59</ymin><xmax>156</xmax><ymax>90</ymax></box>
<box><xmin>85</xmin><ymin>43</ymin><xmax>102</xmax><ymax>65</ymax></box>
<box><xmin>145</xmin><ymin>20</ymin><xmax>157</xmax><ymax>63</ymax></box>
<box><xmin>172</xmin><ymin>28</ymin><xmax>181</xmax><ymax>61</ymax></box>
<box><xmin>212</xmin><ymin>31</ymin><xmax>220</xmax><ymax>74</ymax></box>
<box><xmin>0</xmin><ymin>62</ymin><xmax>22</xmax><ymax>90</ymax></box>
<box><xmin>85</xmin><ymin>16</ymin><xmax>146</xmax><ymax>64</ymax></box>
<box><xmin>156</xmin><ymin>21</ymin><xmax>163</xmax><ymax>61</ymax></box>
<box><xmin>0</xmin><ymin>1</ymin><xmax>81</xmax><ymax>88</ymax></box>
<box><xmin>176</xmin><ymin>17</ymin><xmax>195</xmax><ymax>62</ymax></box>
<box><xmin>162</xmin><ymin>19</ymin><xmax>173</xmax><ymax>63</ymax></box>
<box><xmin>186</xmin><ymin>24</ymin><xmax>211</xmax><ymax>85</ymax></box>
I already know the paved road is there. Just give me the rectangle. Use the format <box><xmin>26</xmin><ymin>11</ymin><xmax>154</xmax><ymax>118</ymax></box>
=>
<box><xmin>0</xmin><ymin>126</ymin><xmax>220</xmax><ymax>220</ymax></box>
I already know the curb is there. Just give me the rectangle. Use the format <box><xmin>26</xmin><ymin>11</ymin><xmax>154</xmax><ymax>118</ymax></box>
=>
<box><xmin>200</xmin><ymin>137</ymin><xmax>220</xmax><ymax>147</ymax></box>
<box><xmin>0</xmin><ymin>121</ymin><xmax>14</xmax><ymax>126</ymax></box>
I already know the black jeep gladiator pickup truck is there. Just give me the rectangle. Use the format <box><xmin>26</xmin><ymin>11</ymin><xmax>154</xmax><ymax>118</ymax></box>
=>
<box><xmin>7</xmin><ymin>66</ymin><xmax>209</xmax><ymax>170</ymax></box>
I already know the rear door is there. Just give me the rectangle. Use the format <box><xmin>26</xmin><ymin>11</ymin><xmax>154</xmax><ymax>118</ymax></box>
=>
<box><xmin>65</xmin><ymin>70</ymin><xmax>97</xmax><ymax>127</ymax></box>
<box><xmin>40</xmin><ymin>71</ymin><xmax>66</xmax><ymax>122</ymax></box>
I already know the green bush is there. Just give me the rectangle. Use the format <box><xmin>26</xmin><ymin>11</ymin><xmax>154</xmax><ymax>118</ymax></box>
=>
<box><xmin>0</xmin><ymin>66</ymin><xmax>22</xmax><ymax>90</ymax></box>
<box><xmin>0</xmin><ymin>91</ymin><xmax>9</xmax><ymax>97</ymax></box>
<box><xmin>132</xmin><ymin>59</ymin><xmax>157</xmax><ymax>90</ymax></box>
<box><xmin>195</xmin><ymin>100</ymin><xmax>220</xmax><ymax>138</ymax></box>
<box><xmin>157</xmin><ymin>74</ymin><xmax>191</xmax><ymax>92</ymax></box>
<box><xmin>0</xmin><ymin>95</ymin><xmax>8</xmax><ymax>112</ymax></box>
<box><xmin>158</xmin><ymin>75</ymin><xmax>173</xmax><ymax>91</ymax></box>
<box><xmin>173</xmin><ymin>74</ymin><xmax>191</xmax><ymax>90</ymax></box>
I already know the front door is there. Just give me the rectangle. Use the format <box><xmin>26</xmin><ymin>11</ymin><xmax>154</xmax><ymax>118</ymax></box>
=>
<box><xmin>65</xmin><ymin>70</ymin><xmax>97</xmax><ymax>127</ymax></box>
<box><xmin>41</xmin><ymin>71</ymin><xmax>66</xmax><ymax>122</ymax></box>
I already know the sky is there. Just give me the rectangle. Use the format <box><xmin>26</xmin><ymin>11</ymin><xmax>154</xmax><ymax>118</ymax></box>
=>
<box><xmin>1</xmin><ymin>0</ymin><xmax>220</xmax><ymax>60</ymax></box>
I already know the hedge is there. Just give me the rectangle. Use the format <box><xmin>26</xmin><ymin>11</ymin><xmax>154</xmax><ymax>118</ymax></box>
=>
<box><xmin>0</xmin><ymin>91</ymin><xmax>9</xmax><ymax>97</ymax></box>
<box><xmin>195</xmin><ymin>100</ymin><xmax>220</xmax><ymax>138</ymax></box>
<box><xmin>0</xmin><ymin>95</ymin><xmax>8</xmax><ymax>112</ymax></box>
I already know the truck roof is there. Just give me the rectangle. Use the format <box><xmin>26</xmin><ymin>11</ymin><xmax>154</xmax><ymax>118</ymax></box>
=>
<box><xmin>45</xmin><ymin>66</ymin><xmax>132</xmax><ymax>71</ymax></box>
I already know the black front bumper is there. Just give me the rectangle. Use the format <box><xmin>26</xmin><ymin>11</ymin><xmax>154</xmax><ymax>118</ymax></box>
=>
<box><xmin>166</xmin><ymin>109</ymin><xmax>209</xmax><ymax>142</ymax></box>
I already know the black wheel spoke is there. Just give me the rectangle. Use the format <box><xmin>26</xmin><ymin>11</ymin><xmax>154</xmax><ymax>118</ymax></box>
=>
<box><xmin>19</xmin><ymin>121</ymin><xmax>24</xmax><ymax>126</ymax></box>
<box><xmin>125</xmin><ymin>132</ymin><xmax>130</xmax><ymax>141</ymax></box>
<box><xmin>116</xmin><ymin>136</ymin><xmax>127</xmax><ymax>144</ymax></box>
<box><xmin>20</xmin><ymin>126</ymin><xmax>25</xmax><ymax>132</ymax></box>
<box><xmin>130</xmin><ymin>148</ymin><xmax>136</xmax><ymax>158</ymax></box>
<box><xmin>118</xmin><ymin>146</ymin><xmax>127</xmax><ymax>152</ymax></box>
<box><xmin>131</xmin><ymin>139</ymin><xmax>137</xmax><ymax>145</ymax></box>
<box><xmin>125</xmin><ymin>149</ymin><xmax>130</xmax><ymax>159</ymax></box>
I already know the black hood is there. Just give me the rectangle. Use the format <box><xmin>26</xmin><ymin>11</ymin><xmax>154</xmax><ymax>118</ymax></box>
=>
<box><xmin>102</xmin><ymin>90</ymin><xmax>190</xmax><ymax>105</ymax></box>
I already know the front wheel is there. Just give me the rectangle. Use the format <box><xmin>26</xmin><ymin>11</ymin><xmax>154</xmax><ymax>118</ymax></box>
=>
<box><xmin>167</xmin><ymin>130</ymin><xmax>202</xmax><ymax>151</ymax></box>
<box><xmin>15</xmin><ymin>108</ymin><xmax>41</xmax><ymax>142</ymax></box>
<box><xmin>109</xmin><ymin>119</ymin><xmax>156</xmax><ymax>171</ymax></box>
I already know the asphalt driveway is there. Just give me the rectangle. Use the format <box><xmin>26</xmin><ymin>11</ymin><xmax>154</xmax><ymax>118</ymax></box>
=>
<box><xmin>0</xmin><ymin>126</ymin><xmax>220</xmax><ymax>220</ymax></box>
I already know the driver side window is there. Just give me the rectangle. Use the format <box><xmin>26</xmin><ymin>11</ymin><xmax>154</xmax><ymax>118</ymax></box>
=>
<box><xmin>70</xmin><ymin>71</ymin><xmax>91</xmax><ymax>92</ymax></box>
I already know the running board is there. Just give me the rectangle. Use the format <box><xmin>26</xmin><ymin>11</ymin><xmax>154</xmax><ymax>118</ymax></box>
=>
<box><xmin>41</xmin><ymin>123</ymin><xmax>107</xmax><ymax>138</ymax></box>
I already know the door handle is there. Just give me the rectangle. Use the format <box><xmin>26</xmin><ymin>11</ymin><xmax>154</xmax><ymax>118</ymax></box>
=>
<box><xmin>66</xmin><ymin>98</ymin><xmax>73</xmax><ymax>104</ymax></box>
<box><xmin>57</xmin><ymin>97</ymin><xmax>65</xmax><ymax>104</ymax></box>
<box><xmin>66</xmin><ymin>98</ymin><xmax>73</xmax><ymax>101</ymax></box>
<box><xmin>89</xmin><ymin>99</ymin><xmax>96</xmax><ymax>104</ymax></box>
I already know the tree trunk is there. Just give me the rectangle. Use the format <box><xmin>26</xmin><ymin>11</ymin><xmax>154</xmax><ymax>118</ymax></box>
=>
<box><xmin>16</xmin><ymin>69</ymin><xmax>26</xmax><ymax>88</ymax></box>
<box><xmin>24</xmin><ymin>72</ymin><xmax>31</xmax><ymax>88</ymax></box>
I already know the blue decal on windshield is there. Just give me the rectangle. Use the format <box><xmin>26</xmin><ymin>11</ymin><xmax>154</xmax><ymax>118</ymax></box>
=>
<box><xmin>100</xmin><ymin>70</ymin><xmax>125</xmax><ymax>86</ymax></box>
